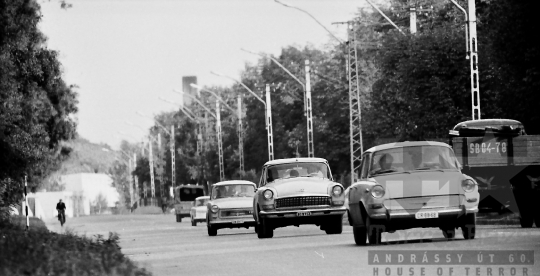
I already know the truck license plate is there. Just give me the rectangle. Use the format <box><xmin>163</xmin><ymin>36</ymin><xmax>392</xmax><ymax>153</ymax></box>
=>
<box><xmin>415</xmin><ymin>211</ymin><xmax>438</xmax><ymax>219</ymax></box>
<box><xmin>296</xmin><ymin>211</ymin><xmax>311</xmax><ymax>217</ymax></box>
<box><xmin>232</xmin><ymin>220</ymin><xmax>244</xmax><ymax>224</ymax></box>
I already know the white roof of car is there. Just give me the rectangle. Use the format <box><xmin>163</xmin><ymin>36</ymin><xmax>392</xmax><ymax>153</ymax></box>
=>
<box><xmin>365</xmin><ymin>141</ymin><xmax>451</xmax><ymax>153</ymax></box>
<box><xmin>264</xmin><ymin>157</ymin><xmax>328</xmax><ymax>166</ymax></box>
<box><xmin>195</xmin><ymin>196</ymin><xmax>210</xmax><ymax>200</ymax></box>
<box><xmin>212</xmin><ymin>180</ymin><xmax>256</xmax><ymax>186</ymax></box>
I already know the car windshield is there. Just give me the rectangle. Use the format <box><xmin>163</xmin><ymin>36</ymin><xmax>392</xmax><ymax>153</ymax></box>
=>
<box><xmin>194</xmin><ymin>198</ymin><xmax>209</xmax><ymax>206</ymax></box>
<box><xmin>370</xmin><ymin>145</ymin><xmax>459</xmax><ymax>176</ymax></box>
<box><xmin>266</xmin><ymin>162</ymin><xmax>330</xmax><ymax>182</ymax></box>
<box><xmin>212</xmin><ymin>184</ymin><xmax>255</xmax><ymax>199</ymax></box>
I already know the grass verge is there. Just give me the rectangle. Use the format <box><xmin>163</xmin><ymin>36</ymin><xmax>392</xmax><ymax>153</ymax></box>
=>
<box><xmin>0</xmin><ymin>216</ymin><xmax>151</xmax><ymax>276</ymax></box>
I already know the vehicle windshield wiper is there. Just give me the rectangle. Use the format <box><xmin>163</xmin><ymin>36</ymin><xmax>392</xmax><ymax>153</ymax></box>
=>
<box><xmin>374</xmin><ymin>169</ymin><xmax>397</xmax><ymax>175</ymax></box>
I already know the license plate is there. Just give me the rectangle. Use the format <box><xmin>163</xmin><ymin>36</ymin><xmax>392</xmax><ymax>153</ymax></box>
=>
<box><xmin>296</xmin><ymin>211</ymin><xmax>311</xmax><ymax>217</ymax></box>
<box><xmin>415</xmin><ymin>211</ymin><xmax>438</xmax><ymax>219</ymax></box>
<box><xmin>232</xmin><ymin>220</ymin><xmax>244</xmax><ymax>224</ymax></box>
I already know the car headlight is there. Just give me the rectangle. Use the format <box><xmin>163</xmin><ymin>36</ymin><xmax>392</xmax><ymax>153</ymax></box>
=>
<box><xmin>263</xmin><ymin>189</ymin><xmax>274</xmax><ymax>200</ymax></box>
<box><xmin>371</xmin><ymin>185</ymin><xmax>385</xmax><ymax>198</ymax></box>
<box><xmin>210</xmin><ymin>205</ymin><xmax>219</xmax><ymax>213</ymax></box>
<box><xmin>462</xmin><ymin>179</ymin><xmax>476</xmax><ymax>193</ymax></box>
<box><xmin>332</xmin><ymin>185</ymin><xmax>343</xmax><ymax>196</ymax></box>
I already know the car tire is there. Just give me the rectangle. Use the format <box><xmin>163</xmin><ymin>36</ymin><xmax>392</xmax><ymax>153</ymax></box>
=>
<box><xmin>353</xmin><ymin>226</ymin><xmax>367</xmax><ymax>245</ymax></box>
<box><xmin>176</xmin><ymin>214</ymin><xmax>182</xmax><ymax>223</ymax></box>
<box><xmin>325</xmin><ymin>215</ymin><xmax>343</xmax><ymax>234</ymax></box>
<box><xmin>257</xmin><ymin>217</ymin><xmax>273</xmax><ymax>239</ymax></box>
<box><xmin>191</xmin><ymin>217</ymin><xmax>197</xmax><ymax>227</ymax></box>
<box><xmin>254</xmin><ymin>224</ymin><xmax>259</xmax><ymax>233</ymax></box>
<box><xmin>520</xmin><ymin>216</ymin><xmax>534</xmax><ymax>228</ymax></box>
<box><xmin>366</xmin><ymin>217</ymin><xmax>384</xmax><ymax>245</ymax></box>
<box><xmin>461</xmin><ymin>213</ymin><xmax>476</xmax><ymax>240</ymax></box>
<box><xmin>441</xmin><ymin>227</ymin><xmax>456</xmax><ymax>239</ymax></box>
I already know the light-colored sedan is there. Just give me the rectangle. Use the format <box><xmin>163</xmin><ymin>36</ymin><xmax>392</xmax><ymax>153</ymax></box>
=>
<box><xmin>206</xmin><ymin>180</ymin><xmax>257</xmax><ymax>236</ymax></box>
<box><xmin>190</xmin><ymin>196</ymin><xmax>210</xmax><ymax>226</ymax></box>
<box><xmin>253</xmin><ymin>158</ymin><xmax>346</xmax><ymax>239</ymax></box>
<box><xmin>347</xmin><ymin>141</ymin><xmax>480</xmax><ymax>245</ymax></box>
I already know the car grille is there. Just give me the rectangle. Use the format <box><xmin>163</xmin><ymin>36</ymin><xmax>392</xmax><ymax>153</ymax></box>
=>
<box><xmin>275</xmin><ymin>196</ymin><xmax>330</xmax><ymax>208</ymax></box>
<box><xmin>220</xmin><ymin>209</ymin><xmax>252</xmax><ymax>218</ymax></box>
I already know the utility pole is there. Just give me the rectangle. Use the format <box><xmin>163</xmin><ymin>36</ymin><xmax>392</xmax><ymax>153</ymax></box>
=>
<box><xmin>157</xmin><ymin>133</ymin><xmax>164</xmax><ymax>200</ymax></box>
<box><xmin>467</xmin><ymin>0</ymin><xmax>480</xmax><ymax>120</ymax></box>
<box><xmin>148</xmin><ymin>138</ymin><xmax>155</xmax><ymax>203</ymax></box>
<box><xmin>238</xmin><ymin>95</ymin><xmax>244</xmax><ymax>175</ymax></box>
<box><xmin>210</xmin><ymin>71</ymin><xmax>274</xmax><ymax>162</ymax></box>
<box><xmin>266</xmin><ymin>84</ymin><xmax>274</xmax><ymax>161</ymax></box>
<box><xmin>216</xmin><ymin>100</ymin><xmax>225</xmax><ymax>181</ymax></box>
<box><xmin>347</xmin><ymin>22</ymin><xmax>363</xmax><ymax>184</ymax></box>
<box><xmin>305</xmin><ymin>60</ymin><xmax>314</xmax><ymax>158</ymax></box>
<box><xmin>170</xmin><ymin>125</ymin><xmax>175</xmax><ymax>191</ymax></box>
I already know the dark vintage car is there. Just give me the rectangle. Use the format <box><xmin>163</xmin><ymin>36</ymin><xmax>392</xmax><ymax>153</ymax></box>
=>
<box><xmin>347</xmin><ymin>141</ymin><xmax>480</xmax><ymax>245</ymax></box>
<box><xmin>253</xmin><ymin>158</ymin><xmax>346</xmax><ymax>239</ymax></box>
<box><xmin>206</xmin><ymin>180</ymin><xmax>257</xmax><ymax>236</ymax></box>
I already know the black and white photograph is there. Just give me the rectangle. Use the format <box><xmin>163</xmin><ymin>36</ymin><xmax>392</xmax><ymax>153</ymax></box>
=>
<box><xmin>1</xmin><ymin>0</ymin><xmax>539</xmax><ymax>275</ymax></box>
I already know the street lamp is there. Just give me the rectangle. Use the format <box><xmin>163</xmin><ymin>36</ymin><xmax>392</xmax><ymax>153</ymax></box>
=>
<box><xmin>173</xmin><ymin>89</ymin><xmax>225</xmax><ymax>181</ymax></box>
<box><xmin>125</xmin><ymin>121</ymin><xmax>157</xmax><ymax>204</ymax></box>
<box><xmin>136</xmin><ymin>111</ymin><xmax>177</xmax><ymax>197</ymax></box>
<box><xmin>158</xmin><ymin>97</ymin><xmax>199</xmax><ymax>121</ymax></box>
<box><xmin>210</xmin><ymin>71</ymin><xmax>274</xmax><ymax>161</ymax></box>
<box><xmin>241</xmin><ymin>48</ymin><xmax>314</xmax><ymax>158</ymax></box>
<box><xmin>191</xmin><ymin>84</ymin><xmax>245</xmax><ymax>176</ymax></box>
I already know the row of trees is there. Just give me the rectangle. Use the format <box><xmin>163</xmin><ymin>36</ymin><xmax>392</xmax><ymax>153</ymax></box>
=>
<box><xmin>119</xmin><ymin>0</ymin><xmax>538</xmax><ymax>204</ymax></box>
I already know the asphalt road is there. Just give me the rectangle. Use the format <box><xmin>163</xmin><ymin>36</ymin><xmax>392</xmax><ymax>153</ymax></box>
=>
<box><xmin>46</xmin><ymin>214</ymin><xmax>540</xmax><ymax>276</ymax></box>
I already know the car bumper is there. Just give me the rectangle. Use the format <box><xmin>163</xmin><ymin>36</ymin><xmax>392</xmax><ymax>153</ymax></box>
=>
<box><xmin>369</xmin><ymin>206</ymin><xmax>478</xmax><ymax>220</ymax></box>
<box><xmin>259</xmin><ymin>206</ymin><xmax>346</xmax><ymax>219</ymax></box>
<box><xmin>209</xmin><ymin>217</ymin><xmax>256</xmax><ymax>228</ymax></box>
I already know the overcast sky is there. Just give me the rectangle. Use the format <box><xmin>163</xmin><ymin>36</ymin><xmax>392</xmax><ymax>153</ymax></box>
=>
<box><xmin>39</xmin><ymin>0</ymin><xmax>370</xmax><ymax>149</ymax></box>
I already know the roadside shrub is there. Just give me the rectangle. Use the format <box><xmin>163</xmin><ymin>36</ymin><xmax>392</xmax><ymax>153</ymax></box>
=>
<box><xmin>0</xmin><ymin>225</ymin><xmax>151</xmax><ymax>276</ymax></box>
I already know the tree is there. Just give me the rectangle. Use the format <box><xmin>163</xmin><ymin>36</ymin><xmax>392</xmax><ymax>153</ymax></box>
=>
<box><xmin>93</xmin><ymin>192</ymin><xmax>108</xmax><ymax>214</ymax></box>
<box><xmin>0</xmin><ymin>0</ymin><xmax>78</xmax><ymax>219</ymax></box>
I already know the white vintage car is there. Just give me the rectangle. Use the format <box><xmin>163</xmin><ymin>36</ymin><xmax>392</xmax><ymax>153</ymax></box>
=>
<box><xmin>347</xmin><ymin>141</ymin><xmax>480</xmax><ymax>245</ymax></box>
<box><xmin>206</xmin><ymin>180</ymin><xmax>257</xmax><ymax>236</ymax></box>
<box><xmin>190</xmin><ymin>196</ymin><xmax>210</xmax><ymax>226</ymax></box>
<box><xmin>253</xmin><ymin>158</ymin><xmax>346</xmax><ymax>239</ymax></box>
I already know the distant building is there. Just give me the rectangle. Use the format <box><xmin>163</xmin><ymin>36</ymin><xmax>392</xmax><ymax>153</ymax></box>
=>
<box><xmin>60</xmin><ymin>173</ymin><xmax>120</xmax><ymax>216</ymax></box>
<box><xmin>182</xmin><ymin>76</ymin><xmax>197</xmax><ymax>107</ymax></box>
<box><xmin>25</xmin><ymin>173</ymin><xmax>119</xmax><ymax>220</ymax></box>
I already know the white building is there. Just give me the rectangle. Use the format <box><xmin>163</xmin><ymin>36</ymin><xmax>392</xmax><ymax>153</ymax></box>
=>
<box><xmin>60</xmin><ymin>173</ymin><xmax>120</xmax><ymax>216</ymax></box>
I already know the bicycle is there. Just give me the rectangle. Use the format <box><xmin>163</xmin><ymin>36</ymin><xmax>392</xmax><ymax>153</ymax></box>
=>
<box><xmin>57</xmin><ymin>210</ymin><xmax>66</xmax><ymax>226</ymax></box>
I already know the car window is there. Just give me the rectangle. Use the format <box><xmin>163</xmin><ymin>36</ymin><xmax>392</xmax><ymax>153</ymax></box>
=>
<box><xmin>211</xmin><ymin>184</ymin><xmax>256</xmax><ymax>199</ymax></box>
<box><xmin>267</xmin><ymin>162</ymin><xmax>331</xmax><ymax>181</ymax></box>
<box><xmin>259</xmin><ymin>167</ymin><xmax>267</xmax><ymax>187</ymax></box>
<box><xmin>370</xmin><ymin>146</ymin><xmax>460</xmax><ymax>176</ymax></box>
<box><xmin>194</xmin><ymin>198</ymin><xmax>209</xmax><ymax>206</ymax></box>
<box><xmin>360</xmin><ymin>153</ymin><xmax>371</xmax><ymax>179</ymax></box>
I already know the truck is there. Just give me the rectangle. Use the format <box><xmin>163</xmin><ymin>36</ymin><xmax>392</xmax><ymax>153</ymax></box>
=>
<box><xmin>448</xmin><ymin>118</ymin><xmax>540</xmax><ymax>227</ymax></box>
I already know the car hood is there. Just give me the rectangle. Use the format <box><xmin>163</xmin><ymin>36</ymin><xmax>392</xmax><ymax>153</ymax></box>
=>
<box><xmin>268</xmin><ymin>177</ymin><xmax>334</xmax><ymax>198</ymax></box>
<box><xmin>211</xmin><ymin>197</ymin><xmax>253</xmax><ymax>209</ymax></box>
<box><xmin>371</xmin><ymin>170</ymin><xmax>463</xmax><ymax>198</ymax></box>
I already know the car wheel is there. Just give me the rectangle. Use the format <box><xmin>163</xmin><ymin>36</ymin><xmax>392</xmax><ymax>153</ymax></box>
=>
<box><xmin>254</xmin><ymin>224</ymin><xmax>259</xmax><ymax>233</ymax></box>
<box><xmin>366</xmin><ymin>217</ymin><xmax>384</xmax><ymax>245</ymax></box>
<box><xmin>207</xmin><ymin>224</ymin><xmax>217</xmax><ymax>236</ymax></box>
<box><xmin>191</xmin><ymin>217</ymin><xmax>197</xmax><ymax>227</ymax></box>
<box><xmin>441</xmin><ymin>227</ymin><xmax>456</xmax><ymax>239</ymax></box>
<box><xmin>353</xmin><ymin>226</ymin><xmax>367</xmax><ymax>245</ymax></box>
<box><xmin>176</xmin><ymin>214</ymin><xmax>182</xmax><ymax>223</ymax></box>
<box><xmin>325</xmin><ymin>215</ymin><xmax>343</xmax><ymax>234</ymax></box>
<box><xmin>257</xmin><ymin>217</ymin><xmax>273</xmax><ymax>239</ymax></box>
<box><xmin>461</xmin><ymin>213</ymin><xmax>476</xmax><ymax>240</ymax></box>
<box><xmin>520</xmin><ymin>216</ymin><xmax>534</xmax><ymax>228</ymax></box>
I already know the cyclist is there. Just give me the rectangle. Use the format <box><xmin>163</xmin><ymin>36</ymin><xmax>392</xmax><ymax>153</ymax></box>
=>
<box><xmin>56</xmin><ymin>199</ymin><xmax>66</xmax><ymax>226</ymax></box>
